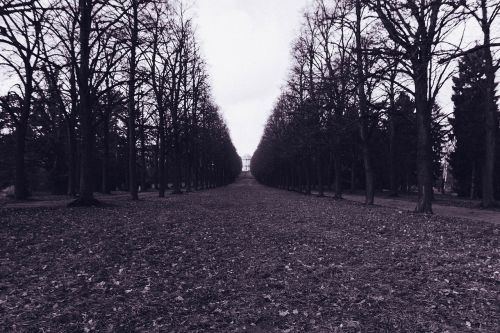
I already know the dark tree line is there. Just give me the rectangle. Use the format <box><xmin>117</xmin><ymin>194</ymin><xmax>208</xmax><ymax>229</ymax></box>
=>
<box><xmin>252</xmin><ymin>0</ymin><xmax>499</xmax><ymax>212</ymax></box>
<box><xmin>449</xmin><ymin>49</ymin><xmax>500</xmax><ymax>199</ymax></box>
<box><xmin>0</xmin><ymin>0</ymin><xmax>241</xmax><ymax>204</ymax></box>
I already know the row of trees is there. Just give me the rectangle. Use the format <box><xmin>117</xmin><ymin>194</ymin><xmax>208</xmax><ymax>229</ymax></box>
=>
<box><xmin>251</xmin><ymin>0</ymin><xmax>499</xmax><ymax>212</ymax></box>
<box><xmin>0</xmin><ymin>0</ymin><xmax>241</xmax><ymax>204</ymax></box>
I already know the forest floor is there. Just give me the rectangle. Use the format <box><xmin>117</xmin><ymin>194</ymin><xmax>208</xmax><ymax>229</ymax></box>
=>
<box><xmin>1</xmin><ymin>174</ymin><xmax>499</xmax><ymax>332</ymax></box>
<box><xmin>339</xmin><ymin>194</ymin><xmax>500</xmax><ymax>225</ymax></box>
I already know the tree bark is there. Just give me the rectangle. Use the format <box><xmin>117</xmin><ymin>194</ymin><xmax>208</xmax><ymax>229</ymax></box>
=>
<box><xmin>66</xmin><ymin>119</ymin><xmax>77</xmax><ymax>196</ymax></box>
<box><xmin>350</xmin><ymin>156</ymin><xmax>355</xmax><ymax>193</ymax></box>
<box><xmin>101</xmin><ymin>111</ymin><xmax>110</xmax><ymax>194</ymax></box>
<box><xmin>355</xmin><ymin>0</ymin><xmax>374</xmax><ymax>205</ymax></box>
<box><xmin>334</xmin><ymin>154</ymin><xmax>343</xmax><ymax>198</ymax></box>
<box><xmin>470</xmin><ymin>163</ymin><xmax>476</xmax><ymax>200</ymax></box>
<box><xmin>480</xmin><ymin>0</ymin><xmax>497</xmax><ymax>207</ymax></box>
<box><xmin>14</xmin><ymin>65</ymin><xmax>33</xmax><ymax>199</ymax></box>
<box><xmin>413</xmin><ymin>62</ymin><xmax>434</xmax><ymax>213</ymax></box>
<box><xmin>158</xmin><ymin>108</ymin><xmax>166</xmax><ymax>197</ymax></box>
<box><xmin>388</xmin><ymin>74</ymin><xmax>398</xmax><ymax>196</ymax></box>
<box><xmin>171</xmin><ymin>61</ymin><xmax>182</xmax><ymax>194</ymax></box>
<box><xmin>317</xmin><ymin>155</ymin><xmax>324</xmax><ymax>197</ymax></box>
<box><xmin>140</xmin><ymin>123</ymin><xmax>147</xmax><ymax>192</ymax></box>
<box><xmin>14</xmin><ymin>115</ymin><xmax>29</xmax><ymax>200</ymax></box>
<box><xmin>70</xmin><ymin>0</ymin><xmax>98</xmax><ymax>206</ymax></box>
<box><xmin>127</xmin><ymin>0</ymin><xmax>139</xmax><ymax>200</ymax></box>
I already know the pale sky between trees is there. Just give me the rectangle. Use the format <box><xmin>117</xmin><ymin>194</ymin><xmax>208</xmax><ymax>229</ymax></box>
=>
<box><xmin>194</xmin><ymin>0</ymin><xmax>309</xmax><ymax>157</ymax></box>
<box><xmin>194</xmin><ymin>0</ymin><xmax>495</xmax><ymax>158</ymax></box>
<box><xmin>0</xmin><ymin>0</ymin><xmax>487</xmax><ymax>157</ymax></box>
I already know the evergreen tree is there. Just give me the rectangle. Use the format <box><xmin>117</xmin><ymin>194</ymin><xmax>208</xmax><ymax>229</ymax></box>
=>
<box><xmin>449</xmin><ymin>50</ymin><xmax>499</xmax><ymax>199</ymax></box>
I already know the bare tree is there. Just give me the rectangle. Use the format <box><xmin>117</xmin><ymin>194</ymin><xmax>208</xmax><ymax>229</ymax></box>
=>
<box><xmin>45</xmin><ymin>0</ymin><xmax>81</xmax><ymax>196</ymax></box>
<box><xmin>368</xmin><ymin>0</ymin><xmax>461</xmax><ymax>213</ymax></box>
<box><xmin>127</xmin><ymin>0</ymin><xmax>139</xmax><ymax>200</ymax></box>
<box><xmin>354</xmin><ymin>0</ymin><xmax>376</xmax><ymax>204</ymax></box>
<box><xmin>68</xmin><ymin>0</ymin><xmax>127</xmax><ymax>206</ymax></box>
<box><xmin>144</xmin><ymin>0</ymin><xmax>171</xmax><ymax>197</ymax></box>
<box><xmin>0</xmin><ymin>0</ymin><xmax>45</xmax><ymax>199</ymax></box>
<box><xmin>317</xmin><ymin>0</ymin><xmax>356</xmax><ymax>199</ymax></box>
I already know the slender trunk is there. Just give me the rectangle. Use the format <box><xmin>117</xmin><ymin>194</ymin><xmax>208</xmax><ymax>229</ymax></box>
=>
<box><xmin>413</xmin><ymin>61</ymin><xmax>433</xmax><ymax>213</ymax></box>
<box><xmin>72</xmin><ymin>0</ymin><xmax>98</xmax><ymax>206</ymax></box>
<box><xmin>470</xmin><ymin>163</ymin><xmax>476</xmax><ymax>200</ymax></box>
<box><xmin>140</xmin><ymin>124</ymin><xmax>147</xmax><ymax>192</ymax></box>
<box><xmin>66</xmin><ymin>120</ymin><xmax>77</xmax><ymax>196</ymax></box>
<box><xmin>14</xmin><ymin>66</ymin><xmax>34</xmax><ymax>200</ymax></box>
<box><xmin>128</xmin><ymin>0</ymin><xmax>139</xmax><ymax>200</ymax></box>
<box><xmin>355</xmin><ymin>0</ymin><xmax>374</xmax><ymax>205</ymax></box>
<box><xmin>317</xmin><ymin>156</ymin><xmax>324</xmax><ymax>197</ymax></box>
<box><xmin>350</xmin><ymin>157</ymin><xmax>355</xmax><ymax>193</ymax></box>
<box><xmin>158</xmin><ymin>118</ymin><xmax>166</xmax><ymax>197</ymax></box>
<box><xmin>388</xmin><ymin>77</ymin><xmax>398</xmax><ymax>196</ymax></box>
<box><xmin>151</xmin><ymin>29</ymin><xmax>166</xmax><ymax>197</ymax></box>
<box><xmin>304</xmin><ymin>160</ymin><xmax>311</xmax><ymax>195</ymax></box>
<box><xmin>14</xmin><ymin>118</ymin><xmax>29</xmax><ymax>199</ymax></box>
<box><xmin>334</xmin><ymin>155</ymin><xmax>343</xmax><ymax>198</ymax></box>
<box><xmin>361</xmin><ymin>142</ymin><xmax>374</xmax><ymax>204</ymax></box>
<box><xmin>171</xmin><ymin>146</ymin><xmax>181</xmax><ymax>193</ymax></box>
<box><xmin>193</xmin><ymin>156</ymin><xmax>199</xmax><ymax>190</ymax></box>
<box><xmin>171</xmin><ymin>97</ymin><xmax>182</xmax><ymax>194</ymax></box>
<box><xmin>50</xmin><ymin>137</ymin><xmax>66</xmax><ymax>195</ymax></box>
<box><xmin>67</xmin><ymin>68</ymin><xmax>78</xmax><ymax>197</ymax></box>
<box><xmin>153</xmin><ymin>136</ymin><xmax>158</xmax><ymax>190</ymax></box>
<box><xmin>480</xmin><ymin>5</ymin><xmax>497</xmax><ymax>207</ymax></box>
<box><xmin>101</xmin><ymin>112</ymin><xmax>110</xmax><ymax>194</ymax></box>
<box><xmin>326</xmin><ymin>152</ymin><xmax>333</xmax><ymax>190</ymax></box>
<box><xmin>185</xmin><ymin>157</ymin><xmax>192</xmax><ymax>192</ymax></box>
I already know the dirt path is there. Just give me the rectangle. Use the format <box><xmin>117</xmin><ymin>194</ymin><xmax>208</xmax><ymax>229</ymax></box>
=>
<box><xmin>341</xmin><ymin>194</ymin><xmax>500</xmax><ymax>225</ymax></box>
<box><xmin>1</xmin><ymin>175</ymin><xmax>499</xmax><ymax>332</ymax></box>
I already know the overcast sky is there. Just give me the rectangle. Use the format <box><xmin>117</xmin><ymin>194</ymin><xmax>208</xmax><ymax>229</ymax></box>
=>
<box><xmin>194</xmin><ymin>0</ymin><xmax>310</xmax><ymax>157</ymax></box>
<box><xmin>192</xmin><ymin>1</ymin><xmax>494</xmax><ymax>158</ymax></box>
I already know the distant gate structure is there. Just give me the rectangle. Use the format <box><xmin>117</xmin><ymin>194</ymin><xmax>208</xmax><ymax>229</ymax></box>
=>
<box><xmin>242</xmin><ymin>154</ymin><xmax>251</xmax><ymax>172</ymax></box>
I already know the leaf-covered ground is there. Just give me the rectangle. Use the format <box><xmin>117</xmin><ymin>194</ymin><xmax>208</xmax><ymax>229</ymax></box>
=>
<box><xmin>1</xmin><ymin>175</ymin><xmax>499</xmax><ymax>332</ymax></box>
<box><xmin>343</xmin><ymin>190</ymin><xmax>500</xmax><ymax>212</ymax></box>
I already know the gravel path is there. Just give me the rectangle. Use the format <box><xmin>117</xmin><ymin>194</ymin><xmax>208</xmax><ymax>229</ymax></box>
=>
<box><xmin>1</xmin><ymin>174</ymin><xmax>499</xmax><ymax>332</ymax></box>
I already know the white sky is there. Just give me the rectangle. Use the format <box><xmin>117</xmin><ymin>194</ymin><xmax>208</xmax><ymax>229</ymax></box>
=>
<box><xmin>1</xmin><ymin>1</ymin><xmax>493</xmax><ymax>158</ymax></box>
<box><xmin>194</xmin><ymin>0</ymin><xmax>310</xmax><ymax>157</ymax></box>
<box><xmin>193</xmin><ymin>1</ymin><xmax>494</xmax><ymax>158</ymax></box>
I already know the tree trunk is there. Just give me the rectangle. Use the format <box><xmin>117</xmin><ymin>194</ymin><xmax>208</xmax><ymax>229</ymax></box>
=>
<box><xmin>14</xmin><ymin>66</ymin><xmax>33</xmax><ymax>200</ymax></box>
<box><xmin>171</xmin><ymin>94</ymin><xmax>182</xmax><ymax>193</ymax></box>
<box><xmin>140</xmin><ymin>124</ymin><xmax>147</xmax><ymax>192</ymax></box>
<box><xmin>185</xmin><ymin>150</ymin><xmax>192</xmax><ymax>192</ymax></box>
<box><xmin>317</xmin><ymin>155</ymin><xmax>324</xmax><ymax>197</ymax></box>
<box><xmin>101</xmin><ymin>112</ymin><xmax>110</xmax><ymax>194</ymax></box>
<box><xmin>70</xmin><ymin>0</ymin><xmax>98</xmax><ymax>206</ymax></box>
<box><xmin>470</xmin><ymin>163</ymin><xmax>476</xmax><ymax>200</ymax></box>
<box><xmin>14</xmin><ymin>118</ymin><xmax>29</xmax><ymax>199</ymax></box>
<box><xmin>304</xmin><ymin>160</ymin><xmax>311</xmax><ymax>195</ymax></box>
<box><xmin>334</xmin><ymin>154</ymin><xmax>343</xmax><ymax>198</ymax></box>
<box><xmin>158</xmin><ymin>117</ymin><xmax>166</xmax><ymax>197</ymax></box>
<box><xmin>127</xmin><ymin>0</ymin><xmax>139</xmax><ymax>200</ymax></box>
<box><xmin>350</xmin><ymin>157</ymin><xmax>355</xmax><ymax>193</ymax></box>
<box><xmin>480</xmin><ymin>5</ymin><xmax>497</xmax><ymax>207</ymax></box>
<box><xmin>413</xmin><ymin>61</ymin><xmax>434</xmax><ymax>213</ymax></box>
<box><xmin>66</xmin><ymin>120</ymin><xmax>77</xmax><ymax>196</ymax></box>
<box><xmin>388</xmin><ymin>77</ymin><xmax>398</xmax><ymax>196</ymax></box>
<box><xmin>171</xmin><ymin>150</ymin><xmax>182</xmax><ymax>193</ymax></box>
<box><xmin>361</xmin><ymin>141</ymin><xmax>374</xmax><ymax>204</ymax></box>
<box><xmin>67</xmin><ymin>67</ymin><xmax>78</xmax><ymax>197</ymax></box>
<box><xmin>355</xmin><ymin>0</ymin><xmax>374</xmax><ymax>205</ymax></box>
